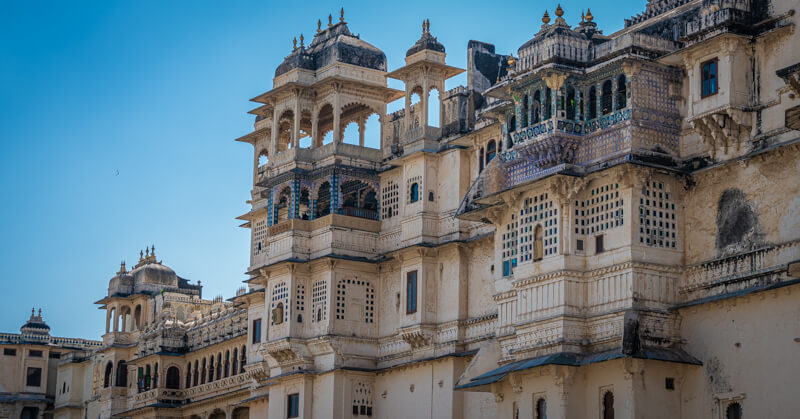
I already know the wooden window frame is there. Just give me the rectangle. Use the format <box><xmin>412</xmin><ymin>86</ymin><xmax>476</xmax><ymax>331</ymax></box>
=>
<box><xmin>287</xmin><ymin>393</ymin><xmax>300</xmax><ymax>418</ymax></box>
<box><xmin>701</xmin><ymin>58</ymin><xmax>719</xmax><ymax>98</ymax></box>
<box><xmin>252</xmin><ymin>318</ymin><xmax>262</xmax><ymax>344</ymax></box>
<box><xmin>406</xmin><ymin>271</ymin><xmax>418</xmax><ymax>314</ymax></box>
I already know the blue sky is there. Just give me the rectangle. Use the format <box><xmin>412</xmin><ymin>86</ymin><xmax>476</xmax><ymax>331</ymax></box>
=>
<box><xmin>0</xmin><ymin>0</ymin><xmax>642</xmax><ymax>339</ymax></box>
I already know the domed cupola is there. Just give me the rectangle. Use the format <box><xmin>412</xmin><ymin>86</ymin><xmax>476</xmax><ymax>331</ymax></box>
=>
<box><xmin>20</xmin><ymin>308</ymin><xmax>51</xmax><ymax>342</ymax></box>
<box><xmin>275</xmin><ymin>9</ymin><xmax>387</xmax><ymax>77</ymax></box>
<box><xmin>406</xmin><ymin>19</ymin><xmax>445</xmax><ymax>57</ymax></box>
<box><xmin>127</xmin><ymin>245</ymin><xmax>180</xmax><ymax>293</ymax></box>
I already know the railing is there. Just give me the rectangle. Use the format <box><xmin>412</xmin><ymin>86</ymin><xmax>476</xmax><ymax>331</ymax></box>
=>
<box><xmin>402</xmin><ymin>125</ymin><xmax>441</xmax><ymax>144</ymax></box>
<box><xmin>130</xmin><ymin>387</ymin><xmax>186</xmax><ymax>409</ymax></box>
<box><xmin>681</xmin><ymin>241</ymin><xmax>800</xmax><ymax>294</ymax></box>
<box><xmin>686</xmin><ymin>7</ymin><xmax>752</xmax><ymax>37</ymax></box>
<box><xmin>336</xmin><ymin>207</ymin><xmax>378</xmax><ymax>220</ymax></box>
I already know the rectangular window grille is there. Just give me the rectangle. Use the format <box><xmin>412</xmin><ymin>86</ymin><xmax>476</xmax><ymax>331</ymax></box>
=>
<box><xmin>252</xmin><ymin>319</ymin><xmax>262</xmax><ymax>343</ymax></box>
<box><xmin>701</xmin><ymin>58</ymin><xmax>718</xmax><ymax>97</ymax></box>
<box><xmin>575</xmin><ymin>183</ymin><xmax>623</xmax><ymax>242</ymax></box>
<box><xmin>253</xmin><ymin>219</ymin><xmax>267</xmax><ymax>256</ymax></box>
<box><xmin>381</xmin><ymin>181</ymin><xmax>399</xmax><ymax>219</ymax></box>
<box><xmin>312</xmin><ymin>280</ymin><xmax>327</xmax><ymax>322</ymax></box>
<box><xmin>287</xmin><ymin>393</ymin><xmax>300</xmax><ymax>418</ymax></box>
<box><xmin>26</xmin><ymin>367</ymin><xmax>42</xmax><ymax>387</ymax></box>
<box><xmin>49</xmin><ymin>352</ymin><xmax>60</xmax><ymax>359</ymax></box>
<box><xmin>29</xmin><ymin>350</ymin><xmax>42</xmax><ymax>358</ymax></box>
<box><xmin>406</xmin><ymin>271</ymin><xmax>418</xmax><ymax>314</ymax></box>
<box><xmin>271</xmin><ymin>281</ymin><xmax>289</xmax><ymax>325</ymax></box>
<box><xmin>3</xmin><ymin>348</ymin><xmax>16</xmax><ymax>356</ymax></box>
<box><xmin>638</xmin><ymin>181</ymin><xmax>678</xmax><ymax>248</ymax></box>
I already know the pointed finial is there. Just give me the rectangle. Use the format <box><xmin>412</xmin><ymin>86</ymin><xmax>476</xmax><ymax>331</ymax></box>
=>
<box><xmin>317</xmin><ymin>19</ymin><xmax>322</xmax><ymax>33</ymax></box>
<box><xmin>581</xmin><ymin>11</ymin><xmax>585</xmax><ymax>23</ymax></box>
<box><xmin>140</xmin><ymin>249</ymin><xmax>144</xmax><ymax>260</ymax></box>
<box><xmin>38</xmin><ymin>308</ymin><xmax>42</xmax><ymax>317</ymax></box>
<box><xmin>422</xmin><ymin>19</ymin><xmax>426</xmax><ymax>35</ymax></box>
<box><xmin>300</xmin><ymin>34</ymin><xmax>304</xmax><ymax>48</ymax></box>
<box><xmin>426</xmin><ymin>19</ymin><xmax>431</xmax><ymax>34</ymax></box>
<box><xmin>150</xmin><ymin>245</ymin><xmax>156</xmax><ymax>260</ymax></box>
<box><xmin>585</xmin><ymin>8</ymin><xmax>594</xmax><ymax>22</ymax></box>
<box><xmin>293</xmin><ymin>37</ymin><xmax>297</xmax><ymax>50</ymax></box>
<box><xmin>507</xmin><ymin>54</ymin><xmax>516</xmax><ymax>67</ymax></box>
<box><xmin>555</xmin><ymin>4</ymin><xmax>564</xmax><ymax>17</ymax></box>
<box><xmin>328</xmin><ymin>14</ymin><xmax>333</xmax><ymax>27</ymax></box>
<box><xmin>145</xmin><ymin>246</ymin><xmax>150</xmax><ymax>257</ymax></box>
<box><xmin>340</xmin><ymin>8</ymin><xmax>345</xmax><ymax>23</ymax></box>
<box><xmin>542</xmin><ymin>10</ymin><xmax>551</xmax><ymax>24</ymax></box>
<box><xmin>31</xmin><ymin>307</ymin><xmax>35</xmax><ymax>316</ymax></box>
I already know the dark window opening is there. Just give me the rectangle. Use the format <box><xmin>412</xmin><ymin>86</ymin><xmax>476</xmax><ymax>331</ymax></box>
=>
<box><xmin>566</xmin><ymin>87</ymin><xmax>576</xmax><ymax>120</ymax></box>
<box><xmin>601</xmin><ymin>80</ymin><xmax>613</xmax><ymax>115</ymax></box>
<box><xmin>726</xmin><ymin>402</ymin><xmax>742</xmax><ymax>419</ymax></box>
<box><xmin>486</xmin><ymin>140</ymin><xmax>496</xmax><ymax>164</ymax></box>
<box><xmin>48</xmin><ymin>352</ymin><xmax>60</xmax><ymax>359</ymax></box>
<box><xmin>29</xmin><ymin>350</ymin><xmax>42</xmax><ymax>358</ymax></box>
<box><xmin>3</xmin><ymin>348</ymin><xmax>16</xmax><ymax>356</ymax></box>
<box><xmin>589</xmin><ymin>87</ymin><xmax>597</xmax><ymax>119</ymax></box>
<box><xmin>26</xmin><ymin>367</ymin><xmax>42</xmax><ymax>387</ymax></box>
<box><xmin>577</xmin><ymin>239</ymin><xmax>584</xmax><ymax>251</ymax></box>
<box><xmin>665</xmin><ymin>377</ymin><xmax>675</xmax><ymax>390</ymax></box>
<box><xmin>115</xmin><ymin>360</ymin><xmax>127</xmax><ymax>387</ymax></box>
<box><xmin>315</xmin><ymin>181</ymin><xmax>331</xmax><ymax>218</ymax></box>
<box><xmin>104</xmin><ymin>362</ymin><xmax>113</xmax><ymax>388</ymax></box>
<box><xmin>616</xmin><ymin>75</ymin><xmax>627</xmax><ymax>109</ymax></box>
<box><xmin>701</xmin><ymin>59</ymin><xmax>718</xmax><ymax>98</ymax></box>
<box><xmin>603</xmin><ymin>391</ymin><xmax>615</xmax><ymax>419</ymax></box>
<box><xmin>596</xmin><ymin>235</ymin><xmax>605</xmax><ymax>253</ymax></box>
<box><xmin>165</xmin><ymin>366</ymin><xmax>181</xmax><ymax>389</ymax></box>
<box><xmin>536</xmin><ymin>398</ymin><xmax>547</xmax><ymax>419</ymax></box>
<box><xmin>533</xmin><ymin>90</ymin><xmax>541</xmax><ymax>123</ymax></box>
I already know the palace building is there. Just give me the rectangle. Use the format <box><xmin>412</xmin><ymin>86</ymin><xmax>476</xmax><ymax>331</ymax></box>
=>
<box><xmin>3</xmin><ymin>0</ymin><xmax>800</xmax><ymax>417</ymax></box>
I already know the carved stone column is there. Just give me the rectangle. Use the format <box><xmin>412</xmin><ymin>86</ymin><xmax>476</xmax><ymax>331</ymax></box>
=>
<box><xmin>333</xmin><ymin>83</ymin><xmax>342</xmax><ymax>143</ymax></box>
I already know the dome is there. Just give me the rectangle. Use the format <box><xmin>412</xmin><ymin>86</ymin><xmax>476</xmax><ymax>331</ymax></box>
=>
<box><xmin>20</xmin><ymin>308</ymin><xmax>50</xmax><ymax>337</ymax></box>
<box><xmin>406</xmin><ymin>32</ymin><xmax>445</xmax><ymax>57</ymax></box>
<box><xmin>275</xmin><ymin>22</ymin><xmax>387</xmax><ymax>77</ymax></box>
<box><xmin>130</xmin><ymin>262</ymin><xmax>178</xmax><ymax>287</ymax></box>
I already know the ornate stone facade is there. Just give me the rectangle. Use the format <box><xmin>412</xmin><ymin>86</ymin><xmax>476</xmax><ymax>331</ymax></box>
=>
<box><xmin>4</xmin><ymin>0</ymin><xmax>800</xmax><ymax>417</ymax></box>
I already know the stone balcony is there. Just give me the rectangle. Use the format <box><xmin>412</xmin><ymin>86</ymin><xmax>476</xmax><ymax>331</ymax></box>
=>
<box><xmin>679</xmin><ymin>240</ymin><xmax>800</xmax><ymax>302</ymax></box>
<box><xmin>102</xmin><ymin>331</ymin><xmax>137</xmax><ymax>347</ymax></box>
<box><xmin>257</xmin><ymin>142</ymin><xmax>382</xmax><ymax>185</ymax></box>
<box><xmin>253</xmin><ymin>214</ymin><xmax>381</xmax><ymax>268</ymax></box>
<box><xmin>127</xmin><ymin>371</ymin><xmax>251</xmax><ymax>411</ymax></box>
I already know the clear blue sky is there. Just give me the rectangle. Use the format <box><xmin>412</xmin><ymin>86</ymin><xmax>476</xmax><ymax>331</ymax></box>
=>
<box><xmin>0</xmin><ymin>0</ymin><xmax>642</xmax><ymax>339</ymax></box>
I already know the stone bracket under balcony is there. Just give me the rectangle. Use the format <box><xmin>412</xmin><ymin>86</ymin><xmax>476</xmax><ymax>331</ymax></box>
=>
<box><xmin>689</xmin><ymin>107</ymin><xmax>752</xmax><ymax>158</ymax></box>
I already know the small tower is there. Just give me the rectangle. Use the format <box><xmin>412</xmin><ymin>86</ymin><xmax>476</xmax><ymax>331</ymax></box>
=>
<box><xmin>388</xmin><ymin>20</ymin><xmax>464</xmax><ymax>140</ymax></box>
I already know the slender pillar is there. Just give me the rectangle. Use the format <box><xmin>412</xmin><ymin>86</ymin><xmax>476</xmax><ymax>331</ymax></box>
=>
<box><xmin>311</xmin><ymin>109</ymin><xmax>319</xmax><ymax>148</ymax></box>
<box><xmin>270</xmin><ymin>107</ymin><xmax>279</xmax><ymax>156</ymax></box>
<box><xmin>293</xmin><ymin>93</ymin><xmax>301</xmax><ymax>148</ymax></box>
<box><xmin>358</xmin><ymin>116</ymin><xmax>365</xmax><ymax>146</ymax></box>
<box><xmin>421</xmin><ymin>78</ymin><xmax>430</xmax><ymax>127</ymax></box>
<box><xmin>333</xmin><ymin>90</ymin><xmax>342</xmax><ymax>143</ymax></box>
<box><xmin>404</xmin><ymin>92</ymin><xmax>412</xmax><ymax>133</ymax></box>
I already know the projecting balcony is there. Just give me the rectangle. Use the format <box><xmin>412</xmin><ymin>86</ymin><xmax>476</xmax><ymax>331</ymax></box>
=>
<box><xmin>257</xmin><ymin>142</ymin><xmax>382</xmax><ymax>185</ymax></box>
<box><xmin>252</xmin><ymin>213</ymin><xmax>381</xmax><ymax>269</ymax></box>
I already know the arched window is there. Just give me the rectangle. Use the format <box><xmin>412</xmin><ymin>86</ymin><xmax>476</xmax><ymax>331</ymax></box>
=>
<box><xmin>193</xmin><ymin>360</ymin><xmax>199</xmax><ymax>387</ymax></box>
<box><xmin>115</xmin><ymin>360</ymin><xmax>127</xmax><ymax>387</ymax></box>
<box><xmin>153</xmin><ymin>363</ymin><xmax>159</xmax><ymax>389</ymax></box>
<box><xmin>298</xmin><ymin>188</ymin><xmax>310</xmax><ymax>220</ymax></box>
<box><xmin>544</xmin><ymin>88</ymin><xmax>552</xmax><ymax>119</ymax></box>
<box><xmin>533</xmin><ymin>90</ymin><xmax>541</xmax><ymax>123</ymax></box>
<box><xmin>240</xmin><ymin>345</ymin><xmax>247</xmax><ymax>374</ymax></box>
<box><xmin>201</xmin><ymin>359</ymin><xmax>206</xmax><ymax>385</ymax></box>
<box><xmin>616</xmin><ymin>75</ymin><xmax>627</xmax><ymax>109</ymax></box>
<box><xmin>165</xmin><ymin>366</ymin><xmax>181</xmax><ymax>389</ymax></box>
<box><xmin>315</xmin><ymin>182</ymin><xmax>331</xmax><ymax>218</ymax></box>
<box><xmin>726</xmin><ymin>403</ymin><xmax>742</xmax><ymax>419</ymax></box>
<box><xmin>603</xmin><ymin>391</ymin><xmax>615</xmax><ymax>419</ymax></box>
<box><xmin>536</xmin><ymin>398</ymin><xmax>547</xmax><ymax>419</ymax></box>
<box><xmin>232</xmin><ymin>348</ymin><xmax>239</xmax><ymax>376</ymax></box>
<box><xmin>566</xmin><ymin>87</ymin><xmax>576</xmax><ymax>120</ymax></box>
<box><xmin>103</xmin><ymin>362</ymin><xmax>113</xmax><ymax>388</ymax></box>
<box><xmin>224</xmin><ymin>351</ymin><xmax>230</xmax><ymax>378</ymax></box>
<box><xmin>534</xmin><ymin>225</ymin><xmax>544</xmax><ymax>261</ymax></box>
<box><xmin>521</xmin><ymin>94</ymin><xmax>529</xmax><ymax>128</ymax></box>
<box><xmin>272</xmin><ymin>302</ymin><xmax>285</xmax><ymax>325</ymax></box>
<box><xmin>208</xmin><ymin>356</ymin><xmax>214</xmax><ymax>382</ymax></box>
<box><xmin>589</xmin><ymin>87</ymin><xmax>598</xmax><ymax>119</ymax></box>
<box><xmin>601</xmin><ymin>80</ymin><xmax>613</xmax><ymax>115</ymax></box>
<box><xmin>134</xmin><ymin>305</ymin><xmax>142</xmax><ymax>330</ymax></box>
<box><xmin>144</xmin><ymin>364</ymin><xmax>151</xmax><ymax>390</ymax></box>
<box><xmin>409</xmin><ymin>183</ymin><xmax>420</xmax><ymax>203</ymax></box>
<box><xmin>486</xmin><ymin>140</ymin><xmax>497</xmax><ymax>164</ymax></box>
<box><xmin>185</xmin><ymin>363</ymin><xmax>192</xmax><ymax>388</ymax></box>
<box><xmin>275</xmin><ymin>187</ymin><xmax>291</xmax><ymax>223</ymax></box>
<box><xmin>479</xmin><ymin>148</ymin><xmax>485</xmax><ymax>172</ymax></box>
<box><xmin>216</xmin><ymin>353</ymin><xmax>222</xmax><ymax>380</ymax></box>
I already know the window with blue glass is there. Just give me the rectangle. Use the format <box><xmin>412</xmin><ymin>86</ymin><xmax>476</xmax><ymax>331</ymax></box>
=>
<box><xmin>410</xmin><ymin>183</ymin><xmax>419</xmax><ymax>203</ymax></box>
<box><xmin>701</xmin><ymin>59</ymin><xmax>718</xmax><ymax>97</ymax></box>
<box><xmin>287</xmin><ymin>393</ymin><xmax>300</xmax><ymax>418</ymax></box>
<box><xmin>406</xmin><ymin>271</ymin><xmax>417</xmax><ymax>314</ymax></box>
